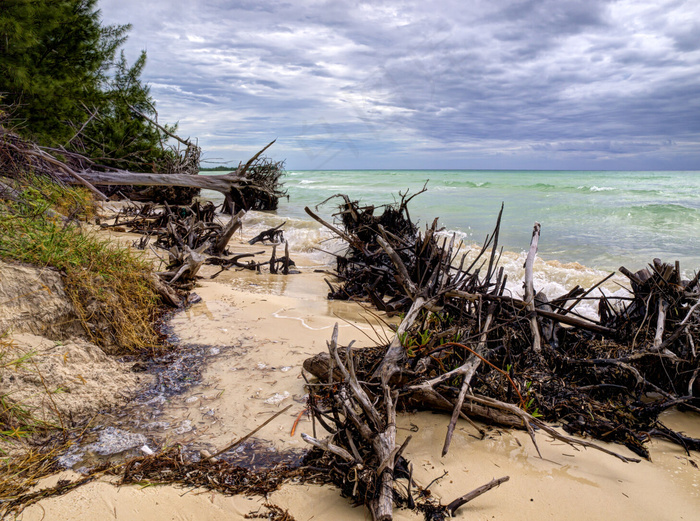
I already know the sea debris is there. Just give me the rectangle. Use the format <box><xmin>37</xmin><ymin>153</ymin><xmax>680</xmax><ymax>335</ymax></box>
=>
<box><xmin>300</xmin><ymin>191</ymin><xmax>700</xmax><ymax>520</ymax></box>
<box><xmin>104</xmin><ymin>199</ymin><xmax>297</xmax><ymax>292</ymax></box>
<box><xmin>86</xmin><ymin>427</ymin><xmax>148</xmax><ymax>456</ymax></box>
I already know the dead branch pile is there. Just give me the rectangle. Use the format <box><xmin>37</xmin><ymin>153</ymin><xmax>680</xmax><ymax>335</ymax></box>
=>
<box><xmin>300</xmin><ymin>192</ymin><xmax>699</xmax><ymax>520</ymax></box>
<box><xmin>221</xmin><ymin>156</ymin><xmax>287</xmax><ymax>213</ymax></box>
<box><xmin>104</xmin><ymin>201</ymin><xmax>297</xmax><ymax>298</ymax></box>
<box><xmin>305</xmin><ymin>192</ymin><xmax>422</xmax><ymax>308</ymax></box>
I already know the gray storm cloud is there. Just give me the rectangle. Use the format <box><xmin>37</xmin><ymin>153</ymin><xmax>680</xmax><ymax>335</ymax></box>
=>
<box><xmin>99</xmin><ymin>0</ymin><xmax>700</xmax><ymax>170</ymax></box>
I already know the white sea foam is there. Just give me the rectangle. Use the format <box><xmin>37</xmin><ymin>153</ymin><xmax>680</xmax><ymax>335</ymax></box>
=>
<box><xmin>236</xmin><ymin>211</ymin><xmax>630</xmax><ymax>318</ymax></box>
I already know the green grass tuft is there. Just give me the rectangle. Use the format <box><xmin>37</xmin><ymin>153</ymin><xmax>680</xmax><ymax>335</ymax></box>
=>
<box><xmin>0</xmin><ymin>175</ymin><xmax>161</xmax><ymax>352</ymax></box>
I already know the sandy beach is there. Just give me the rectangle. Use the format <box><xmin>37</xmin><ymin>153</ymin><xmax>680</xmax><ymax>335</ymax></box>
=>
<box><xmin>4</xmin><ymin>224</ymin><xmax>696</xmax><ymax>521</ymax></box>
<box><xmin>3</xmin><ymin>0</ymin><xmax>699</xmax><ymax>517</ymax></box>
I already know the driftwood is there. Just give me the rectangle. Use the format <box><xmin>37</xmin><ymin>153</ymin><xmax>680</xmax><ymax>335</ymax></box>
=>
<box><xmin>302</xmin><ymin>325</ymin><xmax>510</xmax><ymax>521</ymax></box>
<box><xmin>77</xmin><ymin>141</ymin><xmax>285</xmax><ymax>211</ymax></box>
<box><xmin>248</xmin><ymin>222</ymin><xmax>285</xmax><ymax>245</ymax></box>
<box><xmin>523</xmin><ymin>222</ymin><xmax>542</xmax><ymax>353</ymax></box>
<box><xmin>105</xmin><ymin>198</ymin><xmax>297</xmax><ymax>301</ymax></box>
<box><xmin>160</xmin><ymin>242</ymin><xmax>209</xmax><ymax>285</ymax></box>
<box><xmin>212</xmin><ymin>210</ymin><xmax>246</xmax><ymax>256</ymax></box>
<box><xmin>300</xmin><ymin>191</ymin><xmax>699</xmax><ymax>520</ymax></box>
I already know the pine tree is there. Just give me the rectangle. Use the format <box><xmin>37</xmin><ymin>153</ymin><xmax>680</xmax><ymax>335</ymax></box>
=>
<box><xmin>0</xmin><ymin>0</ymin><xmax>173</xmax><ymax>170</ymax></box>
<box><xmin>83</xmin><ymin>50</ymin><xmax>178</xmax><ymax>171</ymax></box>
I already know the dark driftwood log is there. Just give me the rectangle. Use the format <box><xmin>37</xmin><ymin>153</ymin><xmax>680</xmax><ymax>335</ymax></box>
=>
<box><xmin>248</xmin><ymin>222</ymin><xmax>285</xmax><ymax>245</ymax></box>
<box><xmin>303</xmin><ymin>351</ymin><xmax>525</xmax><ymax>429</ymax></box>
<box><xmin>74</xmin><ymin>141</ymin><xmax>277</xmax><ymax>203</ymax></box>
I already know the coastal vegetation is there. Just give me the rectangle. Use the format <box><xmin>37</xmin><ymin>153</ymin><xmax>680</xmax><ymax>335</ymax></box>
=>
<box><xmin>0</xmin><ymin>0</ymin><xmax>203</xmax><ymax>507</ymax></box>
<box><xmin>0</xmin><ymin>175</ymin><xmax>161</xmax><ymax>352</ymax></box>
<box><xmin>0</xmin><ymin>4</ymin><xmax>289</xmax><ymax>511</ymax></box>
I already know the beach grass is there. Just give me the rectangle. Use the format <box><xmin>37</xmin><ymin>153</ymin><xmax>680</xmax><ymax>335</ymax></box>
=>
<box><xmin>0</xmin><ymin>335</ymin><xmax>46</xmax><ymax>445</ymax></box>
<box><xmin>0</xmin><ymin>175</ymin><xmax>166</xmax><ymax>509</ymax></box>
<box><xmin>0</xmin><ymin>175</ymin><xmax>161</xmax><ymax>353</ymax></box>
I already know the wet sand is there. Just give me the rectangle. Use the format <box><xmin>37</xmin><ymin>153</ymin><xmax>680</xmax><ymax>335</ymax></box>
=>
<box><xmin>19</xmin><ymin>236</ymin><xmax>700</xmax><ymax>520</ymax></box>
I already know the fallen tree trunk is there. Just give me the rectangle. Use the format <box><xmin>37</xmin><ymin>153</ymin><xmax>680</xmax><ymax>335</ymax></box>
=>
<box><xmin>73</xmin><ymin>141</ymin><xmax>284</xmax><ymax>210</ymax></box>
<box><xmin>78</xmin><ymin>170</ymin><xmax>250</xmax><ymax>194</ymax></box>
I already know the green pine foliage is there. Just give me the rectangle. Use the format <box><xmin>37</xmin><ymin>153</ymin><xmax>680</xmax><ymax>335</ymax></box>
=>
<box><xmin>0</xmin><ymin>0</ymin><xmax>174</xmax><ymax>169</ymax></box>
<box><xmin>85</xmin><ymin>50</ymin><xmax>179</xmax><ymax>171</ymax></box>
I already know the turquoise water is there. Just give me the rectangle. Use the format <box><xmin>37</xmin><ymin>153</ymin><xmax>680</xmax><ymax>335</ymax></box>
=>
<box><xmin>202</xmin><ymin>170</ymin><xmax>700</xmax><ymax>274</ymax></box>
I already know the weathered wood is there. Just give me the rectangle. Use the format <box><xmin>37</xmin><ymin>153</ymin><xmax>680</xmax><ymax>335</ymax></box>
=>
<box><xmin>442</xmin><ymin>303</ymin><xmax>496</xmax><ymax>456</ymax></box>
<box><xmin>164</xmin><ymin>242</ymin><xmax>209</xmax><ymax>284</ymax></box>
<box><xmin>301</xmin><ymin>189</ymin><xmax>698</xmax><ymax>520</ymax></box>
<box><xmin>304</xmin><ymin>351</ymin><xmax>526</xmax><ymax>429</ymax></box>
<box><xmin>302</xmin><ymin>324</ymin><xmax>399</xmax><ymax>521</ymax></box>
<box><xmin>301</xmin><ymin>433</ymin><xmax>356</xmax><ymax>462</ymax></box>
<box><xmin>211</xmin><ymin>404</ymin><xmax>292</xmax><ymax>458</ymax></box>
<box><xmin>377</xmin><ymin>233</ymin><xmax>417</xmax><ymax>298</ymax></box>
<box><xmin>269</xmin><ymin>243</ymin><xmax>278</xmax><ymax>274</ymax></box>
<box><xmin>75</xmin><ymin>140</ymin><xmax>277</xmax><ymax>201</ymax></box>
<box><xmin>147</xmin><ymin>273</ymin><xmax>183</xmax><ymax>307</ymax></box>
<box><xmin>79</xmin><ymin>169</ymin><xmax>250</xmax><ymax>194</ymax></box>
<box><xmin>446</xmin><ymin>476</ymin><xmax>510</xmax><ymax>516</ymax></box>
<box><xmin>283</xmin><ymin>240</ymin><xmax>290</xmax><ymax>275</ymax></box>
<box><xmin>523</xmin><ymin>222</ymin><xmax>542</xmax><ymax>352</ymax></box>
<box><xmin>464</xmin><ymin>394</ymin><xmax>640</xmax><ymax>463</ymax></box>
<box><xmin>4</xmin><ymin>141</ymin><xmax>107</xmax><ymax>200</ymax></box>
<box><xmin>659</xmin><ymin>296</ymin><xmax>700</xmax><ymax>352</ymax></box>
<box><xmin>248</xmin><ymin>222</ymin><xmax>285</xmax><ymax>245</ymax></box>
<box><xmin>304</xmin><ymin>205</ymin><xmax>369</xmax><ymax>255</ymax></box>
<box><xmin>373</xmin><ymin>295</ymin><xmax>431</xmax><ymax>385</ymax></box>
<box><xmin>212</xmin><ymin>209</ymin><xmax>245</xmax><ymax>255</ymax></box>
<box><xmin>535</xmin><ymin>308</ymin><xmax>617</xmax><ymax>336</ymax></box>
<box><xmin>652</xmin><ymin>298</ymin><xmax>668</xmax><ymax>352</ymax></box>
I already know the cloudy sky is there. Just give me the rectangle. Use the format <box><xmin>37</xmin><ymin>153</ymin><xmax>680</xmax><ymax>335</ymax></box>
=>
<box><xmin>98</xmin><ymin>0</ymin><xmax>700</xmax><ymax>170</ymax></box>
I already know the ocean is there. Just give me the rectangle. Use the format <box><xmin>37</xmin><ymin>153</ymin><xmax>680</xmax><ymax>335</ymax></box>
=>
<box><xmin>200</xmin><ymin>169</ymin><xmax>699</xmax><ymax>311</ymax></box>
